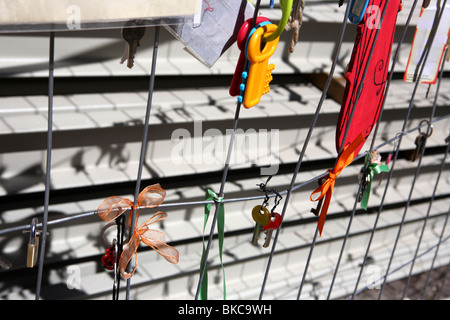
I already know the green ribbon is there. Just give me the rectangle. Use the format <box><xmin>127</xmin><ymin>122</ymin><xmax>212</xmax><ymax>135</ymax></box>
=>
<box><xmin>360</xmin><ymin>155</ymin><xmax>389</xmax><ymax>210</ymax></box>
<box><xmin>200</xmin><ymin>189</ymin><xmax>226</xmax><ymax>300</ymax></box>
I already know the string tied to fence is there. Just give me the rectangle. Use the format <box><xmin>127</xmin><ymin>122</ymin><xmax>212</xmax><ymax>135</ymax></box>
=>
<box><xmin>310</xmin><ymin>133</ymin><xmax>365</xmax><ymax>236</ymax></box>
<box><xmin>97</xmin><ymin>184</ymin><xmax>179</xmax><ymax>279</ymax></box>
<box><xmin>200</xmin><ymin>189</ymin><xmax>226</xmax><ymax>300</ymax></box>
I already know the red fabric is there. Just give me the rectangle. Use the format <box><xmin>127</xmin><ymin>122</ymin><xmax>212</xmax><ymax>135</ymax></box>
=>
<box><xmin>336</xmin><ymin>0</ymin><xmax>402</xmax><ymax>155</ymax></box>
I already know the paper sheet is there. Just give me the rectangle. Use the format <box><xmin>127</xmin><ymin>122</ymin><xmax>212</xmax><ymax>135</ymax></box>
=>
<box><xmin>0</xmin><ymin>0</ymin><xmax>200</xmax><ymax>32</ymax></box>
<box><xmin>165</xmin><ymin>0</ymin><xmax>255</xmax><ymax>68</ymax></box>
<box><xmin>404</xmin><ymin>0</ymin><xmax>450</xmax><ymax>84</ymax></box>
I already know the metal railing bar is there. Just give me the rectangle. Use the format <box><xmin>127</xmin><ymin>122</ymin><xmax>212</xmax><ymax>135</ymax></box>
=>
<box><xmin>80</xmin><ymin>208</ymin><xmax>450</xmax><ymax>299</ymax></box>
<box><xmin>324</xmin><ymin>0</ymin><xmax>392</xmax><ymax>299</ymax></box>
<box><xmin>350</xmin><ymin>0</ymin><xmax>448</xmax><ymax>299</ymax></box>
<box><xmin>377</xmin><ymin>0</ymin><xmax>448</xmax><ymax>299</ymax></box>
<box><xmin>422</xmin><ymin>192</ymin><xmax>450</xmax><ymax>299</ymax></box>
<box><xmin>194</xmin><ymin>0</ymin><xmax>263</xmax><ymax>300</ymax></box>
<box><xmin>123</xmin><ymin>26</ymin><xmax>161</xmax><ymax>300</ymax></box>
<box><xmin>436</xmin><ymin>255</ymin><xmax>450</xmax><ymax>299</ymax></box>
<box><xmin>401</xmin><ymin>47</ymin><xmax>449</xmax><ymax>300</ymax></box>
<box><xmin>347</xmin><ymin>232</ymin><xmax>450</xmax><ymax>299</ymax></box>
<box><xmin>0</xmin><ymin>112</ymin><xmax>448</xmax><ymax>239</ymax></box>
<box><xmin>259</xmin><ymin>0</ymin><xmax>353</xmax><ymax>300</ymax></box>
<box><xmin>34</xmin><ymin>32</ymin><xmax>55</xmax><ymax>300</ymax></box>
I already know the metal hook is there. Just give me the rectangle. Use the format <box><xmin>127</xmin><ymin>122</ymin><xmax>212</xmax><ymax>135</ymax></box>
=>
<box><xmin>418</xmin><ymin>119</ymin><xmax>433</xmax><ymax>138</ymax></box>
<box><xmin>101</xmin><ymin>221</ymin><xmax>131</xmax><ymax>248</ymax></box>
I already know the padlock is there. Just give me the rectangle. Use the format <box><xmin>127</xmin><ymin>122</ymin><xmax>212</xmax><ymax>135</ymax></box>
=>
<box><xmin>26</xmin><ymin>218</ymin><xmax>40</xmax><ymax>268</ymax></box>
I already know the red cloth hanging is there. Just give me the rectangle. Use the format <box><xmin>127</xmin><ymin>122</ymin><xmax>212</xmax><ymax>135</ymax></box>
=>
<box><xmin>336</xmin><ymin>0</ymin><xmax>402</xmax><ymax>155</ymax></box>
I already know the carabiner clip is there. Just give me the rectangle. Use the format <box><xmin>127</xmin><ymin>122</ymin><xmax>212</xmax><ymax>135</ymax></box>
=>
<box><xmin>348</xmin><ymin>0</ymin><xmax>370</xmax><ymax>24</ymax></box>
<box><xmin>264</xmin><ymin>0</ymin><xmax>293</xmax><ymax>42</ymax></box>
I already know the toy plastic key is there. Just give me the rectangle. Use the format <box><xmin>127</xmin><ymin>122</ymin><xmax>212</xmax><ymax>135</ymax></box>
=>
<box><xmin>229</xmin><ymin>17</ymin><xmax>269</xmax><ymax>97</ymax></box>
<box><xmin>242</xmin><ymin>23</ymin><xmax>280</xmax><ymax>109</ymax></box>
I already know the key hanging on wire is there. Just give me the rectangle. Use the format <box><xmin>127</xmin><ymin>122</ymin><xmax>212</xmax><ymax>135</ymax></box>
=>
<box><xmin>120</xmin><ymin>20</ymin><xmax>146</xmax><ymax>69</ymax></box>
<box><xmin>408</xmin><ymin>120</ymin><xmax>433</xmax><ymax>162</ymax></box>
<box><xmin>262</xmin><ymin>190</ymin><xmax>283</xmax><ymax>248</ymax></box>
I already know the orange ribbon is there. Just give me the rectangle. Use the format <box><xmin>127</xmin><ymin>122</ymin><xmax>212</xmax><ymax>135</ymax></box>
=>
<box><xmin>310</xmin><ymin>133</ymin><xmax>365</xmax><ymax>236</ymax></box>
<box><xmin>97</xmin><ymin>184</ymin><xmax>179</xmax><ymax>279</ymax></box>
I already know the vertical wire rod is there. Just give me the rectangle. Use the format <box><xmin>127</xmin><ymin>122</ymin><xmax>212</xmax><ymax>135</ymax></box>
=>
<box><xmin>436</xmin><ymin>250</ymin><xmax>450</xmax><ymax>299</ymax></box>
<box><xmin>377</xmin><ymin>0</ymin><xmax>448</xmax><ymax>299</ymax></box>
<box><xmin>35</xmin><ymin>32</ymin><xmax>55</xmax><ymax>300</ymax></box>
<box><xmin>348</xmin><ymin>232</ymin><xmax>450</xmax><ymax>299</ymax></box>
<box><xmin>421</xmin><ymin>174</ymin><xmax>450</xmax><ymax>299</ymax></box>
<box><xmin>294</xmin><ymin>0</ymin><xmax>353</xmax><ymax>300</ymax></box>
<box><xmin>194</xmin><ymin>0</ymin><xmax>260</xmax><ymax>300</ymax></box>
<box><xmin>125</xmin><ymin>26</ymin><xmax>160</xmax><ymax>300</ymax></box>
<box><xmin>325</xmin><ymin>0</ymin><xmax>391</xmax><ymax>300</ymax></box>
<box><xmin>400</xmin><ymin>47</ymin><xmax>448</xmax><ymax>300</ymax></box>
<box><xmin>349</xmin><ymin>0</ymin><xmax>420</xmax><ymax>299</ymax></box>
<box><xmin>259</xmin><ymin>0</ymin><xmax>352</xmax><ymax>300</ymax></box>
<box><xmin>194</xmin><ymin>101</ymin><xmax>242</xmax><ymax>300</ymax></box>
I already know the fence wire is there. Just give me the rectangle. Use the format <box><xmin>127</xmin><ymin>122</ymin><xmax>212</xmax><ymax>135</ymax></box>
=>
<box><xmin>0</xmin><ymin>0</ymin><xmax>449</xmax><ymax>301</ymax></box>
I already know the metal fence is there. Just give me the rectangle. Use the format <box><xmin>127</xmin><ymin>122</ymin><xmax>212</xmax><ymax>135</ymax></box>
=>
<box><xmin>0</xmin><ymin>0</ymin><xmax>449</xmax><ymax>300</ymax></box>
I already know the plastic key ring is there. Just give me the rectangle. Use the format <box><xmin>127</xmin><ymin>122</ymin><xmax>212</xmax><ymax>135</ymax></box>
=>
<box><xmin>229</xmin><ymin>17</ymin><xmax>270</xmax><ymax>97</ymax></box>
<box><xmin>243</xmin><ymin>23</ymin><xmax>280</xmax><ymax>108</ymax></box>
<box><xmin>348</xmin><ymin>0</ymin><xmax>370</xmax><ymax>24</ymax></box>
<box><xmin>238</xmin><ymin>20</ymin><xmax>273</xmax><ymax>104</ymax></box>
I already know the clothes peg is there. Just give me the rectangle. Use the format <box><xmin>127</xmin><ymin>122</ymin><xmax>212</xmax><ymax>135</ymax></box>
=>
<box><xmin>229</xmin><ymin>17</ymin><xmax>270</xmax><ymax>97</ymax></box>
<box><xmin>348</xmin><ymin>0</ymin><xmax>370</xmax><ymax>24</ymax></box>
<box><xmin>240</xmin><ymin>23</ymin><xmax>280</xmax><ymax>108</ymax></box>
<box><xmin>23</xmin><ymin>218</ymin><xmax>41</xmax><ymax>268</ymax></box>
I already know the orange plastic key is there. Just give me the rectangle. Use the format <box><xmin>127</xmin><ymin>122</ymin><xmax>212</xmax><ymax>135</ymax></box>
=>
<box><xmin>229</xmin><ymin>17</ymin><xmax>270</xmax><ymax>97</ymax></box>
<box><xmin>243</xmin><ymin>23</ymin><xmax>279</xmax><ymax>109</ymax></box>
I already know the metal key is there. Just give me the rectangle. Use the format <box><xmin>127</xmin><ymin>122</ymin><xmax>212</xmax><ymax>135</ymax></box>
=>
<box><xmin>409</xmin><ymin>133</ymin><xmax>427</xmax><ymax>162</ymax></box>
<box><xmin>408</xmin><ymin>120</ymin><xmax>433</xmax><ymax>162</ymax></box>
<box><xmin>251</xmin><ymin>205</ymin><xmax>270</xmax><ymax>246</ymax></box>
<box><xmin>120</xmin><ymin>22</ymin><xmax>146</xmax><ymax>69</ymax></box>
<box><xmin>262</xmin><ymin>212</ymin><xmax>282</xmax><ymax>248</ymax></box>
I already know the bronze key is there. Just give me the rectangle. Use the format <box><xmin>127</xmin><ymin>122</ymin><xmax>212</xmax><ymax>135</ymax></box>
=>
<box><xmin>408</xmin><ymin>120</ymin><xmax>433</xmax><ymax>162</ymax></box>
<box><xmin>120</xmin><ymin>21</ymin><xmax>146</xmax><ymax>69</ymax></box>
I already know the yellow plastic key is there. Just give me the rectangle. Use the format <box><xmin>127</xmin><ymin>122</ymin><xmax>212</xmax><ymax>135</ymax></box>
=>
<box><xmin>244</xmin><ymin>23</ymin><xmax>280</xmax><ymax>109</ymax></box>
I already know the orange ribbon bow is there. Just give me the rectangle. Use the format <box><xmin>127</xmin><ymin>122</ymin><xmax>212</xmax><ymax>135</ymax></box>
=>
<box><xmin>310</xmin><ymin>133</ymin><xmax>365</xmax><ymax>236</ymax></box>
<box><xmin>97</xmin><ymin>184</ymin><xmax>179</xmax><ymax>279</ymax></box>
